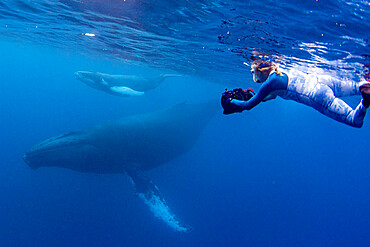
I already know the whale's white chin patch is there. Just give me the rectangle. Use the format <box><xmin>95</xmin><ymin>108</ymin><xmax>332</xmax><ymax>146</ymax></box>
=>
<box><xmin>110</xmin><ymin>86</ymin><xmax>145</xmax><ymax>97</ymax></box>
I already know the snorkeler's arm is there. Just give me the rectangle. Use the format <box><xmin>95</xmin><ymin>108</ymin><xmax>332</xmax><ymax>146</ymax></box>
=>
<box><xmin>231</xmin><ymin>81</ymin><xmax>274</xmax><ymax>110</ymax></box>
<box><xmin>262</xmin><ymin>94</ymin><xmax>277</xmax><ymax>102</ymax></box>
<box><xmin>231</xmin><ymin>73</ymin><xmax>288</xmax><ymax>111</ymax></box>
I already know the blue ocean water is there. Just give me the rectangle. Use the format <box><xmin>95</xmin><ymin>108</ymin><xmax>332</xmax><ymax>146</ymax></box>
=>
<box><xmin>0</xmin><ymin>0</ymin><xmax>370</xmax><ymax>246</ymax></box>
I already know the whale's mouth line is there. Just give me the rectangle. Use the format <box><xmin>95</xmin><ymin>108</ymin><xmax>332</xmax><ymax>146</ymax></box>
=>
<box><xmin>24</xmin><ymin>142</ymin><xmax>94</xmax><ymax>160</ymax></box>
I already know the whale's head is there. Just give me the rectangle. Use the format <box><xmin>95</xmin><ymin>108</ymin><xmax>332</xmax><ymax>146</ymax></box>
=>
<box><xmin>74</xmin><ymin>71</ymin><xmax>102</xmax><ymax>87</ymax></box>
<box><xmin>23</xmin><ymin>130</ymin><xmax>103</xmax><ymax>172</ymax></box>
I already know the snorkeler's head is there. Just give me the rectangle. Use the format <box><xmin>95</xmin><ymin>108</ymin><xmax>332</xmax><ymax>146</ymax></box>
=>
<box><xmin>251</xmin><ymin>60</ymin><xmax>277</xmax><ymax>83</ymax></box>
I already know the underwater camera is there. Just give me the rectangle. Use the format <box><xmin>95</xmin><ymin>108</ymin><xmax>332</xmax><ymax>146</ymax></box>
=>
<box><xmin>221</xmin><ymin>88</ymin><xmax>255</xmax><ymax>115</ymax></box>
<box><xmin>364</xmin><ymin>64</ymin><xmax>370</xmax><ymax>82</ymax></box>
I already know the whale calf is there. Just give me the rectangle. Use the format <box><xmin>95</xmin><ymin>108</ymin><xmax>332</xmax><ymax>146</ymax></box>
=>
<box><xmin>74</xmin><ymin>71</ymin><xmax>182</xmax><ymax>97</ymax></box>
<box><xmin>24</xmin><ymin>101</ymin><xmax>218</xmax><ymax>232</ymax></box>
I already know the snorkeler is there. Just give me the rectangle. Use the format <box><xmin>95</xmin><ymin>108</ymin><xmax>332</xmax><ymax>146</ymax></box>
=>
<box><xmin>223</xmin><ymin>60</ymin><xmax>370</xmax><ymax>128</ymax></box>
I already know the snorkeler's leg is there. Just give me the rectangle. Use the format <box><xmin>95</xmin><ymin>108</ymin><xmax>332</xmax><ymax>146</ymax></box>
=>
<box><xmin>317</xmin><ymin>75</ymin><xmax>364</xmax><ymax>97</ymax></box>
<box><xmin>311</xmin><ymin>84</ymin><xmax>367</xmax><ymax>128</ymax></box>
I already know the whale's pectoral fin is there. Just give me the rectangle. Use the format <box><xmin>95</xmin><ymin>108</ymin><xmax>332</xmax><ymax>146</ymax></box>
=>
<box><xmin>110</xmin><ymin>86</ymin><xmax>145</xmax><ymax>97</ymax></box>
<box><xmin>126</xmin><ymin>169</ymin><xmax>190</xmax><ymax>232</ymax></box>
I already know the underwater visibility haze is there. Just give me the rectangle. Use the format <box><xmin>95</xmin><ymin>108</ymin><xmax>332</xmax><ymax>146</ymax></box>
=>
<box><xmin>0</xmin><ymin>0</ymin><xmax>370</xmax><ymax>246</ymax></box>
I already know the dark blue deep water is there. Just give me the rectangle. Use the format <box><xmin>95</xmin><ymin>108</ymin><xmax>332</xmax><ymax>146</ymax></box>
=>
<box><xmin>1</xmin><ymin>1</ymin><xmax>370</xmax><ymax>246</ymax></box>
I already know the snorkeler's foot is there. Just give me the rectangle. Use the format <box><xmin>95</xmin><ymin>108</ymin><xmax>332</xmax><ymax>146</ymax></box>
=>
<box><xmin>360</xmin><ymin>83</ymin><xmax>370</xmax><ymax>108</ymax></box>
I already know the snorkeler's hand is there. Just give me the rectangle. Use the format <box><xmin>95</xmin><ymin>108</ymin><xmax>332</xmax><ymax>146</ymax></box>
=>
<box><xmin>230</xmin><ymin>99</ymin><xmax>248</xmax><ymax>110</ymax></box>
<box><xmin>221</xmin><ymin>88</ymin><xmax>253</xmax><ymax>114</ymax></box>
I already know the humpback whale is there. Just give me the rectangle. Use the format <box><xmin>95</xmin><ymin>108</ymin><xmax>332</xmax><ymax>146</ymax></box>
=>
<box><xmin>74</xmin><ymin>71</ymin><xmax>182</xmax><ymax>97</ymax></box>
<box><xmin>23</xmin><ymin>101</ymin><xmax>218</xmax><ymax>232</ymax></box>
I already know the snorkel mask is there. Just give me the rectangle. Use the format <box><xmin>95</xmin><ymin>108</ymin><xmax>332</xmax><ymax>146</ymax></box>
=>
<box><xmin>251</xmin><ymin>62</ymin><xmax>276</xmax><ymax>83</ymax></box>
